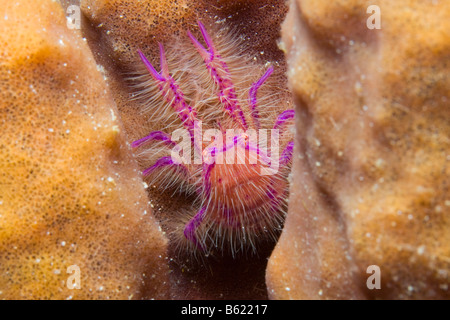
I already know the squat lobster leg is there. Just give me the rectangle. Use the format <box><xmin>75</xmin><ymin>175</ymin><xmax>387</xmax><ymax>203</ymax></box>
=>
<box><xmin>183</xmin><ymin>207</ymin><xmax>207</xmax><ymax>250</ymax></box>
<box><xmin>131</xmin><ymin>130</ymin><xmax>177</xmax><ymax>148</ymax></box>
<box><xmin>273</xmin><ymin>109</ymin><xmax>295</xmax><ymax>132</ymax></box>
<box><xmin>280</xmin><ymin>141</ymin><xmax>294</xmax><ymax>166</ymax></box>
<box><xmin>142</xmin><ymin>156</ymin><xmax>189</xmax><ymax>177</ymax></box>
<box><xmin>188</xmin><ymin>21</ymin><xmax>248</xmax><ymax>130</ymax></box>
<box><xmin>138</xmin><ymin>45</ymin><xmax>198</xmax><ymax>137</ymax></box>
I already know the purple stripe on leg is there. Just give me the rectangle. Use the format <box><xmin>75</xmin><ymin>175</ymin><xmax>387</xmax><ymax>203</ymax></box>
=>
<box><xmin>273</xmin><ymin>109</ymin><xmax>295</xmax><ymax>131</ymax></box>
<box><xmin>187</xmin><ymin>21</ymin><xmax>215</xmax><ymax>62</ymax></box>
<box><xmin>142</xmin><ymin>156</ymin><xmax>186</xmax><ymax>176</ymax></box>
<box><xmin>158</xmin><ymin>43</ymin><xmax>170</xmax><ymax>77</ymax></box>
<box><xmin>131</xmin><ymin>131</ymin><xmax>176</xmax><ymax>148</ymax></box>
<box><xmin>137</xmin><ymin>49</ymin><xmax>165</xmax><ymax>82</ymax></box>
<box><xmin>187</xmin><ymin>30</ymin><xmax>210</xmax><ymax>61</ymax></box>
<box><xmin>249</xmin><ymin>66</ymin><xmax>274</xmax><ymax>129</ymax></box>
<box><xmin>183</xmin><ymin>207</ymin><xmax>207</xmax><ymax>249</ymax></box>
<box><xmin>280</xmin><ymin>141</ymin><xmax>294</xmax><ymax>166</ymax></box>
<box><xmin>197</xmin><ymin>21</ymin><xmax>215</xmax><ymax>53</ymax></box>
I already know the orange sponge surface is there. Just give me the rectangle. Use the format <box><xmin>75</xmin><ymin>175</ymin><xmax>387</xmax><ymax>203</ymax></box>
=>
<box><xmin>0</xmin><ymin>0</ymin><xmax>169</xmax><ymax>299</ymax></box>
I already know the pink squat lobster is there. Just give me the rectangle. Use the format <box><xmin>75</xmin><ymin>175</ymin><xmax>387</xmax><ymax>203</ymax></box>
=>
<box><xmin>132</xmin><ymin>21</ymin><xmax>295</xmax><ymax>251</ymax></box>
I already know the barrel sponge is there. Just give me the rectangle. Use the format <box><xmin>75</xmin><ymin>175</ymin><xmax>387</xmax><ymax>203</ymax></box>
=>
<box><xmin>267</xmin><ymin>0</ymin><xmax>450</xmax><ymax>299</ymax></box>
<box><xmin>0</xmin><ymin>0</ymin><xmax>169</xmax><ymax>299</ymax></box>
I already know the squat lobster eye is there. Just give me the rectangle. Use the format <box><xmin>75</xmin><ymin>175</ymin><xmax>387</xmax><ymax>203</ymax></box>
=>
<box><xmin>132</xmin><ymin>21</ymin><xmax>295</xmax><ymax>257</ymax></box>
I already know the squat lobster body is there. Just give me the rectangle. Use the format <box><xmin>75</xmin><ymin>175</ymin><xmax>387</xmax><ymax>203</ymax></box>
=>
<box><xmin>132</xmin><ymin>21</ymin><xmax>294</xmax><ymax>257</ymax></box>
